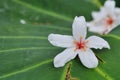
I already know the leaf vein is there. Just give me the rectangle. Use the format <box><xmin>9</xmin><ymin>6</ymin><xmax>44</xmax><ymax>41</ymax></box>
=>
<box><xmin>0</xmin><ymin>36</ymin><xmax>47</xmax><ymax>39</ymax></box>
<box><xmin>0</xmin><ymin>47</ymin><xmax>56</xmax><ymax>53</ymax></box>
<box><xmin>95</xmin><ymin>68</ymin><xmax>113</xmax><ymax>80</ymax></box>
<box><xmin>12</xmin><ymin>0</ymin><xmax>72</xmax><ymax>22</ymax></box>
<box><xmin>0</xmin><ymin>59</ymin><xmax>53</xmax><ymax>79</ymax></box>
<box><xmin>102</xmin><ymin>34</ymin><xmax>120</xmax><ymax>40</ymax></box>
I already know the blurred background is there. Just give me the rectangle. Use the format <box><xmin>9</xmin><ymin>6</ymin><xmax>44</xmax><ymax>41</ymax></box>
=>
<box><xmin>0</xmin><ymin>0</ymin><xmax>120</xmax><ymax>27</ymax></box>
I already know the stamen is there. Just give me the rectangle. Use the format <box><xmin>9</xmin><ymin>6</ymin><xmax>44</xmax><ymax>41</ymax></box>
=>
<box><xmin>75</xmin><ymin>37</ymin><xmax>88</xmax><ymax>50</ymax></box>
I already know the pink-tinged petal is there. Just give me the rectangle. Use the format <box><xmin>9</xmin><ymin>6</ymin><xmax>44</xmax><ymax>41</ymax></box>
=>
<box><xmin>48</xmin><ymin>34</ymin><xmax>74</xmax><ymax>48</ymax></box>
<box><xmin>104</xmin><ymin>0</ymin><xmax>115</xmax><ymax>13</ymax></box>
<box><xmin>104</xmin><ymin>14</ymin><xmax>120</xmax><ymax>34</ymax></box>
<box><xmin>78</xmin><ymin>49</ymin><xmax>98</xmax><ymax>68</ymax></box>
<box><xmin>86</xmin><ymin>36</ymin><xmax>110</xmax><ymax>49</ymax></box>
<box><xmin>107</xmin><ymin>8</ymin><xmax>120</xmax><ymax>33</ymax></box>
<box><xmin>72</xmin><ymin>16</ymin><xmax>87</xmax><ymax>41</ymax></box>
<box><xmin>105</xmin><ymin>23</ymin><xmax>120</xmax><ymax>34</ymax></box>
<box><xmin>54</xmin><ymin>48</ymin><xmax>77</xmax><ymax>68</ymax></box>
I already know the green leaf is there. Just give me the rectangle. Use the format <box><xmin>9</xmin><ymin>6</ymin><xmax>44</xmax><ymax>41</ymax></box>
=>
<box><xmin>0</xmin><ymin>0</ymin><xmax>120</xmax><ymax>80</ymax></box>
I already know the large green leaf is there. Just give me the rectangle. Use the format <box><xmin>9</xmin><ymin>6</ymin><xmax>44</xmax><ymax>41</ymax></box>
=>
<box><xmin>0</xmin><ymin>0</ymin><xmax>120</xmax><ymax>80</ymax></box>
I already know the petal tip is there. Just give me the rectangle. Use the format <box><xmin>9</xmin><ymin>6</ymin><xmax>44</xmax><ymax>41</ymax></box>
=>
<box><xmin>86</xmin><ymin>62</ymin><xmax>98</xmax><ymax>69</ymax></box>
<box><xmin>105</xmin><ymin>0</ymin><xmax>115</xmax><ymax>5</ymax></box>
<box><xmin>107</xmin><ymin>45</ymin><xmax>111</xmax><ymax>49</ymax></box>
<box><xmin>105</xmin><ymin>41</ymin><xmax>110</xmax><ymax>49</ymax></box>
<box><xmin>53</xmin><ymin>61</ymin><xmax>64</xmax><ymax>68</ymax></box>
<box><xmin>102</xmin><ymin>42</ymin><xmax>110</xmax><ymax>50</ymax></box>
<box><xmin>74</xmin><ymin>16</ymin><xmax>85</xmax><ymax>22</ymax></box>
<box><xmin>48</xmin><ymin>33</ymin><xmax>54</xmax><ymax>40</ymax></box>
<box><xmin>54</xmin><ymin>64</ymin><xmax>61</xmax><ymax>68</ymax></box>
<box><xmin>104</xmin><ymin>0</ymin><xmax>115</xmax><ymax>9</ymax></box>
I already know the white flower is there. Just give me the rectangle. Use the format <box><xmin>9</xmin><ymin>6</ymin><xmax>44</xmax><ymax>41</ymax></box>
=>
<box><xmin>87</xmin><ymin>0</ymin><xmax>120</xmax><ymax>34</ymax></box>
<box><xmin>20</xmin><ymin>19</ymin><xmax>26</xmax><ymax>24</ymax></box>
<box><xmin>48</xmin><ymin>16</ymin><xmax>110</xmax><ymax>68</ymax></box>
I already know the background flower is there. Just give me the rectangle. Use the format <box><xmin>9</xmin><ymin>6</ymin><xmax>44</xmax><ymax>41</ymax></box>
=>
<box><xmin>87</xmin><ymin>0</ymin><xmax>120</xmax><ymax>34</ymax></box>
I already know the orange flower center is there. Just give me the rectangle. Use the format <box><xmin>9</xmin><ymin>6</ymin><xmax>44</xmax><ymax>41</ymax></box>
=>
<box><xmin>75</xmin><ymin>37</ymin><xmax>88</xmax><ymax>50</ymax></box>
<box><xmin>106</xmin><ymin>17</ymin><xmax>113</xmax><ymax>26</ymax></box>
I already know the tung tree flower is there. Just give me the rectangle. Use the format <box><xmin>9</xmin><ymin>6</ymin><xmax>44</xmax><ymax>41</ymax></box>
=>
<box><xmin>48</xmin><ymin>16</ymin><xmax>110</xmax><ymax>68</ymax></box>
<box><xmin>87</xmin><ymin>0</ymin><xmax>120</xmax><ymax>34</ymax></box>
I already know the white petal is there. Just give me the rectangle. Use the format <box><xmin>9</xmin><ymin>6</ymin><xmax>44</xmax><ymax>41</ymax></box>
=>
<box><xmin>72</xmin><ymin>16</ymin><xmax>87</xmax><ymax>41</ymax></box>
<box><xmin>104</xmin><ymin>0</ymin><xmax>115</xmax><ymax>13</ymax></box>
<box><xmin>48</xmin><ymin>34</ymin><xmax>74</xmax><ymax>48</ymax></box>
<box><xmin>87</xmin><ymin>22</ymin><xmax>106</xmax><ymax>34</ymax></box>
<box><xmin>115</xmin><ymin>8</ymin><xmax>120</xmax><ymax>15</ymax></box>
<box><xmin>102</xmin><ymin>15</ymin><xmax>120</xmax><ymax>34</ymax></box>
<box><xmin>105</xmin><ymin>23</ymin><xmax>120</xmax><ymax>34</ymax></box>
<box><xmin>92</xmin><ymin>11</ymin><xmax>106</xmax><ymax>20</ymax></box>
<box><xmin>78</xmin><ymin>49</ymin><xmax>98</xmax><ymax>68</ymax></box>
<box><xmin>86</xmin><ymin>36</ymin><xmax>110</xmax><ymax>49</ymax></box>
<box><xmin>54</xmin><ymin>48</ymin><xmax>77</xmax><ymax>68</ymax></box>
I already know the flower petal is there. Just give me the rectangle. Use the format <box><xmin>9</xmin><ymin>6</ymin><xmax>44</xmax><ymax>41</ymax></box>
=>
<box><xmin>72</xmin><ymin>16</ymin><xmax>87</xmax><ymax>41</ymax></box>
<box><xmin>115</xmin><ymin>8</ymin><xmax>120</xmax><ymax>15</ymax></box>
<box><xmin>105</xmin><ymin>24</ymin><xmax>120</xmax><ymax>34</ymax></box>
<box><xmin>87</xmin><ymin>23</ymin><xmax>106</xmax><ymax>34</ymax></box>
<box><xmin>86</xmin><ymin>36</ymin><xmax>110</xmax><ymax>49</ymax></box>
<box><xmin>54</xmin><ymin>48</ymin><xmax>77</xmax><ymax>68</ymax></box>
<box><xmin>78</xmin><ymin>49</ymin><xmax>98</xmax><ymax>68</ymax></box>
<box><xmin>104</xmin><ymin>0</ymin><xmax>115</xmax><ymax>13</ymax></box>
<box><xmin>48</xmin><ymin>34</ymin><xmax>74</xmax><ymax>48</ymax></box>
<box><xmin>92</xmin><ymin>11</ymin><xmax>106</xmax><ymax>20</ymax></box>
<box><xmin>105</xmin><ymin>17</ymin><xmax>120</xmax><ymax>34</ymax></box>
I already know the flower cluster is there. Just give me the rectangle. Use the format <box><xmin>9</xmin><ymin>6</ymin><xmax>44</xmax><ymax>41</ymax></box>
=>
<box><xmin>48</xmin><ymin>0</ymin><xmax>119</xmax><ymax>68</ymax></box>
